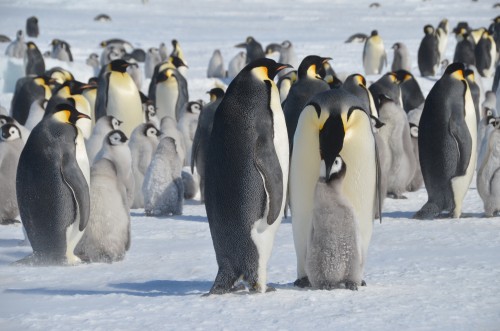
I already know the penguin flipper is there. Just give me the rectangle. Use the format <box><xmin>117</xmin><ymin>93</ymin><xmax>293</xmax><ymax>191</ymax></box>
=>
<box><xmin>449</xmin><ymin>112</ymin><xmax>472</xmax><ymax>176</ymax></box>
<box><xmin>61</xmin><ymin>157</ymin><xmax>90</xmax><ymax>232</ymax></box>
<box><xmin>254</xmin><ymin>135</ymin><xmax>284</xmax><ymax>225</ymax></box>
<box><xmin>95</xmin><ymin>72</ymin><xmax>110</xmax><ymax>121</ymax></box>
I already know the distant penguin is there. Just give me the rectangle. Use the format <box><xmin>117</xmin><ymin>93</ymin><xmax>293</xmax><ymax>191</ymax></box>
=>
<box><xmin>159</xmin><ymin>42</ymin><xmax>168</xmax><ymax>61</ymax></box>
<box><xmin>143</xmin><ymin>136</ymin><xmax>184</xmax><ymax>216</ymax></box>
<box><xmin>407</xmin><ymin>107</ymin><xmax>424</xmax><ymax>192</ymax></box>
<box><xmin>129</xmin><ymin>123</ymin><xmax>161</xmax><ymax>209</ymax></box>
<box><xmin>395</xmin><ymin>70</ymin><xmax>425</xmax><ymax>112</ymax></box>
<box><xmin>283</xmin><ymin>55</ymin><xmax>331</xmax><ymax>153</ymax></box>
<box><xmin>477</xmin><ymin>121</ymin><xmax>500</xmax><ymax>217</ymax></box>
<box><xmin>0</xmin><ymin>124</ymin><xmax>24</xmax><ymax>225</ymax></box>
<box><xmin>377</xmin><ymin>95</ymin><xmax>416</xmax><ymax>198</ymax></box>
<box><xmin>305</xmin><ymin>157</ymin><xmax>362</xmax><ymax>290</ymax></box>
<box><xmin>145</xmin><ymin>47</ymin><xmax>162</xmax><ymax>79</ymax></box>
<box><xmin>26</xmin><ymin>16</ymin><xmax>39</xmax><ymax>37</ymax></box>
<box><xmin>100</xmin><ymin>44</ymin><xmax>126</xmax><ymax>67</ymax></box>
<box><xmin>86</xmin><ymin>53</ymin><xmax>101</xmax><ymax>77</ymax></box>
<box><xmin>453</xmin><ymin>29</ymin><xmax>476</xmax><ymax>66</ymax></box>
<box><xmin>140</xmin><ymin>92</ymin><xmax>159</xmax><ymax>126</ymax></box>
<box><xmin>75</xmin><ymin>130</ymin><xmax>133</xmax><ymax>262</ymax></box>
<box><xmin>5</xmin><ymin>30</ymin><xmax>26</xmax><ymax>58</ymax></box>
<box><xmin>16</xmin><ymin>103</ymin><xmax>90</xmax><ymax>264</ymax></box>
<box><xmin>191</xmin><ymin>88</ymin><xmax>224</xmax><ymax>203</ymax></box>
<box><xmin>24</xmin><ymin>97</ymin><xmax>47</xmax><ymax>131</ymax></box>
<box><xmin>277</xmin><ymin>70</ymin><xmax>297</xmax><ymax>103</ymax></box>
<box><xmin>155</xmin><ymin>67</ymin><xmax>188</xmax><ymax>121</ymax></box>
<box><xmin>94</xmin><ymin>13</ymin><xmax>111</xmax><ymax>22</ymax></box>
<box><xmin>11</xmin><ymin>76</ymin><xmax>52</xmax><ymax>125</ymax></box>
<box><xmin>169</xmin><ymin>39</ymin><xmax>186</xmax><ymax>64</ymax></box>
<box><xmin>436</xmin><ymin>18</ymin><xmax>449</xmax><ymax>62</ymax></box>
<box><xmin>391</xmin><ymin>42</ymin><xmax>412</xmax><ymax>72</ymax></box>
<box><xmin>290</xmin><ymin>88</ymin><xmax>377</xmax><ymax>288</ymax></box>
<box><xmin>342</xmin><ymin>73</ymin><xmax>378</xmax><ymax>118</ymax></box>
<box><xmin>344</xmin><ymin>33</ymin><xmax>368</xmax><ymax>43</ymax></box>
<box><xmin>227</xmin><ymin>51</ymin><xmax>247</xmax><ymax>80</ymax></box>
<box><xmin>51</xmin><ymin>39</ymin><xmax>73</xmax><ymax>62</ymax></box>
<box><xmin>95</xmin><ymin>59</ymin><xmax>143</xmax><ymax>136</ymax></box>
<box><xmin>207</xmin><ymin>49</ymin><xmax>225</xmax><ymax>79</ymax></box>
<box><xmin>276</xmin><ymin>40</ymin><xmax>298</xmax><ymax>77</ymax></box>
<box><xmin>127</xmin><ymin>59</ymin><xmax>143</xmax><ymax>91</ymax></box>
<box><xmin>24</xmin><ymin>42</ymin><xmax>45</xmax><ymax>76</ymax></box>
<box><xmin>418</xmin><ymin>25</ymin><xmax>440</xmax><ymax>77</ymax></box>
<box><xmin>204</xmin><ymin>59</ymin><xmax>290</xmax><ymax>294</ymax></box>
<box><xmin>177</xmin><ymin>101</ymin><xmax>201</xmax><ymax>166</ymax></box>
<box><xmin>475</xmin><ymin>31</ymin><xmax>497</xmax><ymax>78</ymax></box>
<box><xmin>85</xmin><ymin>115</ymin><xmax>122</xmax><ymax>165</ymax></box>
<box><xmin>363</xmin><ymin>30</ymin><xmax>387</xmax><ymax>75</ymax></box>
<box><xmin>368</xmin><ymin>72</ymin><xmax>402</xmax><ymax>111</ymax></box>
<box><xmin>235</xmin><ymin>36</ymin><xmax>265</xmax><ymax>64</ymax></box>
<box><xmin>414</xmin><ymin>63</ymin><xmax>477</xmax><ymax>219</ymax></box>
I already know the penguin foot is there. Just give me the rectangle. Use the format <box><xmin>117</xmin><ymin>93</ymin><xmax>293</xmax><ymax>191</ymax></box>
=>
<box><xmin>0</xmin><ymin>219</ymin><xmax>21</xmax><ymax>225</ymax></box>
<box><xmin>361</xmin><ymin>280</ymin><xmax>367</xmax><ymax>286</ymax></box>
<box><xmin>345</xmin><ymin>281</ymin><xmax>358</xmax><ymax>291</ymax></box>
<box><xmin>230</xmin><ymin>283</ymin><xmax>246</xmax><ymax>292</ymax></box>
<box><xmin>413</xmin><ymin>202</ymin><xmax>441</xmax><ymax>220</ymax></box>
<box><xmin>293</xmin><ymin>276</ymin><xmax>311</xmax><ymax>288</ymax></box>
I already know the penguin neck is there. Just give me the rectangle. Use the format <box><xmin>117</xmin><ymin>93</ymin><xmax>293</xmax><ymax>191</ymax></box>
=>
<box><xmin>100</xmin><ymin>144</ymin><xmax>132</xmax><ymax>181</ymax></box>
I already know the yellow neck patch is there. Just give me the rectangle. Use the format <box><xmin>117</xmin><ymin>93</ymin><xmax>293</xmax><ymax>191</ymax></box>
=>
<box><xmin>53</xmin><ymin>110</ymin><xmax>71</xmax><ymax>123</ymax></box>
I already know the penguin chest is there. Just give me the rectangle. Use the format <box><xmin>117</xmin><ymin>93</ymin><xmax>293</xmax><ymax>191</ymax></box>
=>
<box><xmin>107</xmin><ymin>73</ymin><xmax>143</xmax><ymax>136</ymax></box>
<box><xmin>156</xmin><ymin>79</ymin><xmax>179</xmax><ymax>121</ymax></box>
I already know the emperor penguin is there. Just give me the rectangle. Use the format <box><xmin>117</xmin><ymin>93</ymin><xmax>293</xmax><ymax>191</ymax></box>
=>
<box><xmin>363</xmin><ymin>30</ymin><xmax>387</xmax><ymax>75</ymax></box>
<box><xmin>0</xmin><ymin>124</ymin><xmax>24</xmax><ymax>225</ymax></box>
<box><xmin>145</xmin><ymin>47</ymin><xmax>162</xmax><ymax>79</ymax></box>
<box><xmin>453</xmin><ymin>29</ymin><xmax>476</xmax><ymax>66</ymax></box>
<box><xmin>177</xmin><ymin>100</ymin><xmax>202</xmax><ymax>166</ymax></box>
<box><xmin>436</xmin><ymin>19</ymin><xmax>449</xmax><ymax>62</ymax></box>
<box><xmin>418</xmin><ymin>25</ymin><xmax>440</xmax><ymax>77</ymax></box>
<box><xmin>395</xmin><ymin>70</ymin><xmax>425</xmax><ymax>112</ymax></box>
<box><xmin>345</xmin><ymin>33</ymin><xmax>368</xmax><ymax>44</ymax></box>
<box><xmin>414</xmin><ymin>63</ymin><xmax>477</xmax><ymax>219</ymax></box>
<box><xmin>26</xmin><ymin>16</ymin><xmax>39</xmax><ymax>37</ymax></box>
<box><xmin>235</xmin><ymin>36</ymin><xmax>265</xmax><ymax>64</ymax></box>
<box><xmin>127</xmin><ymin>59</ymin><xmax>143</xmax><ymax>91</ymax></box>
<box><xmin>227</xmin><ymin>51</ymin><xmax>247</xmax><ymax>80</ymax></box>
<box><xmin>0</xmin><ymin>115</ymin><xmax>30</xmax><ymax>144</ymax></box>
<box><xmin>477</xmin><ymin>120</ymin><xmax>500</xmax><ymax>217</ymax></box>
<box><xmin>191</xmin><ymin>88</ymin><xmax>225</xmax><ymax>203</ymax></box>
<box><xmin>277</xmin><ymin>70</ymin><xmax>297</xmax><ymax>103</ymax></box>
<box><xmin>24</xmin><ymin>42</ymin><xmax>45</xmax><ymax>76</ymax></box>
<box><xmin>207</xmin><ymin>49</ymin><xmax>225</xmax><ymax>79</ymax></box>
<box><xmin>204</xmin><ymin>59</ymin><xmax>291</xmax><ymax>294</ymax></box>
<box><xmin>143</xmin><ymin>136</ymin><xmax>184</xmax><ymax>216</ymax></box>
<box><xmin>16</xmin><ymin>103</ymin><xmax>91</xmax><ymax>264</ymax></box>
<box><xmin>85</xmin><ymin>115</ymin><xmax>122</xmax><ymax>164</ymax></box>
<box><xmin>51</xmin><ymin>39</ymin><xmax>73</xmax><ymax>62</ymax></box>
<box><xmin>407</xmin><ymin>107</ymin><xmax>424</xmax><ymax>192</ymax></box>
<box><xmin>475</xmin><ymin>31</ymin><xmax>497</xmax><ymax>78</ymax></box>
<box><xmin>283</xmin><ymin>55</ymin><xmax>330</xmax><ymax>153</ymax></box>
<box><xmin>95</xmin><ymin>59</ymin><xmax>143</xmax><ymax>136</ymax></box>
<box><xmin>11</xmin><ymin>76</ymin><xmax>52</xmax><ymax>125</ymax></box>
<box><xmin>24</xmin><ymin>97</ymin><xmax>47</xmax><ymax>131</ymax></box>
<box><xmin>5</xmin><ymin>30</ymin><xmax>26</xmax><ymax>58</ymax></box>
<box><xmin>86</xmin><ymin>53</ymin><xmax>100</xmax><ymax>77</ymax></box>
<box><xmin>129</xmin><ymin>123</ymin><xmax>161</xmax><ymax>209</ymax></box>
<box><xmin>377</xmin><ymin>95</ymin><xmax>416</xmax><ymax>199</ymax></box>
<box><xmin>342</xmin><ymin>73</ymin><xmax>378</xmax><ymax>118</ymax></box>
<box><xmin>159</xmin><ymin>42</ymin><xmax>168</xmax><ymax>61</ymax></box>
<box><xmin>55</xmin><ymin>82</ymin><xmax>93</xmax><ymax>139</ymax></box>
<box><xmin>290</xmin><ymin>88</ymin><xmax>377</xmax><ymax>287</ymax></box>
<box><xmin>160</xmin><ymin>116</ymin><xmax>186</xmax><ymax>164</ymax></box>
<box><xmin>305</xmin><ymin>156</ymin><xmax>362</xmax><ymax>290</ymax></box>
<box><xmin>368</xmin><ymin>72</ymin><xmax>402</xmax><ymax>111</ymax></box>
<box><xmin>169</xmin><ymin>39</ymin><xmax>187</xmax><ymax>64</ymax></box>
<box><xmin>391</xmin><ymin>42</ymin><xmax>412</xmax><ymax>72</ymax></box>
<box><xmin>155</xmin><ymin>67</ymin><xmax>188</xmax><ymax>122</ymax></box>
<box><xmin>75</xmin><ymin>130</ymin><xmax>134</xmax><ymax>262</ymax></box>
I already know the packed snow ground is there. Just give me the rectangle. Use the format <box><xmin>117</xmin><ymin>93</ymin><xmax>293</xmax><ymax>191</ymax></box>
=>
<box><xmin>1</xmin><ymin>0</ymin><xmax>500</xmax><ymax>330</ymax></box>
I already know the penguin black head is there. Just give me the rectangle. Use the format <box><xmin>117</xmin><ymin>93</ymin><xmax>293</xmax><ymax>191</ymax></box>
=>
<box><xmin>171</xmin><ymin>39</ymin><xmax>178</xmax><ymax>47</ymax></box>
<box><xmin>297</xmin><ymin>55</ymin><xmax>331</xmax><ymax>80</ymax></box>
<box><xmin>108</xmin><ymin>59</ymin><xmax>130</xmax><ymax>73</ymax></box>
<box><xmin>156</xmin><ymin>68</ymin><xmax>175</xmax><ymax>83</ymax></box>
<box><xmin>109</xmin><ymin>116</ymin><xmax>122</xmax><ymax>130</ymax></box>
<box><xmin>169</xmin><ymin>56</ymin><xmax>188</xmax><ymax>68</ymax></box>
<box><xmin>370</xmin><ymin>115</ymin><xmax>385</xmax><ymax>130</ymax></box>
<box><xmin>0</xmin><ymin>115</ymin><xmax>14</xmax><ymax>126</ymax></box>
<box><xmin>325</xmin><ymin>156</ymin><xmax>347</xmax><ymax>183</ymax></box>
<box><xmin>52</xmin><ymin>103</ymin><xmax>90</xmax><ymax>125</ymax></box>
<box><xmin>394</xmin><ymin>69</ymin><xmax>413</xmax><ymax>82</ymax></box>
<box><xmin>207</xmin><ymin>87</ymin><xmax>225</xmax><ymax>101</ymax></box>
<box><xmin>16</xmin><ymin>30</ymin><xmax>23</xmax><ymax>38</ymax></box>
<box><xmin>26</xmin><ymin>41</ymin><xmax>38</xmax><ymax>50</ymax></box>
<box><xmin>143</xmin><ymin>123</ymin><xmax>162</xmax><ymax>137</ymax></box>
<box><xmin>370</xmin><ymin>30</ymin><xmax>378</xmax><ymax>37</ymax></box>
<box><xmin>391</xmin><ymin>42</ymin><xmax>400</xmax><ymax>50</ymax></box>
<box><xmin>265</xmin><ymin>43</ymin><xmax>282</xmax><ymax>55</ymax></box>
<box><xmin>464</xmin><ymin>69</ymin><xmax>475</xmax><ymax>82</ymax></box>
<box><xmin>424</xmin><ymin>25</ymin><xmax>434</xmax><ymax>34</ymax></box>
<box><xmin>494</xmin><ymin>16</ymin><xmax>500</xmax><ymax>24</ymax></box>
<box><xmin>242</xmin><ymin>58</ymin><xmax>292</xmax><ymax>80</ymax></box>
<box><xmin>187</xmin><ymin>101</ymin><xmax>202</xmax><ymax>114</ymax></box>
<box><xmin>444</xmin><ymin>62</ymin><xmax>465</xmax><ymax>77</ymax></box>
<box><xmin>106</xmin><ymin>130</ymin><xmax>128</xmax><ymax>145</ymax></box>
<box><xmin>0</xmin><ymin>124</ymin><xmax>22</xmax><ymax>142</ymax></box>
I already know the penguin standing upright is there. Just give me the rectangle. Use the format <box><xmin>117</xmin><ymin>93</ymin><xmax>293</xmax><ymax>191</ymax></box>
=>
<box><xmin>155</xmin><ymin>67</ymin><xmax>188</xmax><ymax>122</ymax></box>
<box><xmin>436</xmin><ymin>19</ymin><xmax>449</xmax><ymax>62</ymax></box>
<box><xmin>85</xmin><ymin>115</ymin><xmax>122</xmax><ymax>165</ymax></box>
<box><xmin>475</xmin><ymin>31</ymin><xmax>497</xmax><ymax>78</ymax></box>
<box><xmin>0</xmin><ymin>124</ymin><xmax>24</xmax><ymax>224</ymax></box>
<box><xmin>191</xmin><ymin>88</ymin><xmax>225</xmax><ymax>203</ymax></box>
<box><xmin>235</xmin><ymin>36</ymin><xmax>265</xmax><ymax>64</ymax></box>
<box><xmin>205</xmin><ymin>59</ymin><xmax>290</xmax><ymax>294</ymax></box>
<box><xmin>5</xmin><ymin>30</ymin><xmax>26</xmax><ymax>58</ymax></box>
<box><xmin>368</xmin><ymin>72</ymin><xmax>402</xmax><ymax>111</ymax></box>
<box><xmin>305</xmin><ymin>156</ymin><xmax>362</xmax><ymax>290</ymax></box>
<box><xmin>342</xmin><ymin>73</ymin><xmax>378</xmax><ymax>118</ymax></box>
<box><xmin>170</xmin><ymin>39</ymin><xmax>187</xmax><ymax>64</ymax></box>
<box><xmin>277</xmin><ymin>70</ymin><xmax>297</xmax><ymax>103</ymax></box>
<box><xmin>16</xmin><ymin>103</ymin><xmax>90</xmax><ymax>264</ymax></box>
<box><xmin>395</xmin><ymin>70</ymin><xmax>425</xmax><ymax>112</ymax></box>
<box><xmin>477</xmin><ymin>122</ymin><xmax>500</xmax><ymax>217</ymax></box>
<box><xmin>363</xmin><ymin>30</ymin><xmax>387</xmax><ymax>75</ymax></box>
<box><xmin>95</xmin><ymin>59</ymin><xmax>143</xmax><ymax>136</ymax></box>
<box><xmin>283</xmin><ymin>55</ymin><xmax>330</xmax><ymax>153</ymax></box>
<box><xmin>177</xmin><ymin>101</ymin><xmax>202</xmax><ymax>166</ymax></box>
<box><xmin>414</xmin><ymin>63</ymin><xmax>477</xmax><ymax>219</ymax></box>
<box><xmin>26</xmin><ymin>16</ymin><xmax>39</xmax><ymax>37</ymax></box>
<box><xmin>207</xmin><ymin>49</ymin><xmax>225</xmax><ymax>79</ymax></box>
<box><xmin>453</xmin><ymin>28</ymin><xmax>476</xmax><ymax>66</ymax></box>
<box><xmin>145</xmin><ymin>47</ymin><xmax>162</xmax><ymax>79</ymax></box>
<box><xmin>51</xmin><ymin>39</ymin><xmax>73</xmax><ymax>62</ymax></box>
<box><xmin>227</xmin><ymin>51</ymin><xmax>247</xmax><ymax>80</ymax></box>
<box><xmin>24</xmin><ymin>42</ymin><xmax>45</xmax><ymax>76</ymax></box>
<box><xmin>270</xmin><ymin>40</ymin><xmax>298</xmax><ymax>77</ymax></box>
<box><xmin>290</xmin><ymin>88</ymin><xmax>377</xmax><ymax>287</ymax></box>
<box><xmin>11</xmin><ymin>76</ymin><xmax>52</xmax><ymax>125</ymax></box>
<box><xmin>159</xmin><ymin>42</ymin><xmax>168</xmax><ymax>61</ymax></box>
<box><xmin>75</xmin><ymin>130</ymin><xmax>134</xmax><ymax>262</ymax></box>
<box><xmin>391</xmin><ymin>42</ymin><xmax>412</xmax><ymax>72</ymax></box>
<box><xmin>418</xmin><ymin>25</ymin><xmax>440</xmax><ymax>77</ymax></box>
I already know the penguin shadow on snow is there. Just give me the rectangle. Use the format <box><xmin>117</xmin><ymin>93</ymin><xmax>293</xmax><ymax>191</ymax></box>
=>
<box><xmin>6</xmin><ymin>280</ymin><xmax>213</xmax><ymax>297</ymax></box>
<box><xmin>130</xmin><ymin>208</ymin><xmax>207</xmax><ymax>223</ymax></box>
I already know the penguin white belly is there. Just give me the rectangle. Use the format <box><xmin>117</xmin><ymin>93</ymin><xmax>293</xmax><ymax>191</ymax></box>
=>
<box><xmin>486</xmin><ymin>39</ymin><xmax>497</xmax><ymax>77</ymax></box>
<box><xmin>107</xmin><ymin>73</ymin><xmax>143</xmax><ymax>137</ymax></box>
<box><xmin>451</xmin><ymin>88</ymin><xmax>477</xmax><ymax>217</ymax></box>
<box><xmin>82</xmin><ymin>89</ymin><xmax>97</xmax><ymax>127</ymax></box>
<box><xmin>364</xmin><ymin>43</ymin><xmax>385</xmax><ymax>75</ymax></box>
<box><xmin>156</xmin><ymin>80</ymin><xmax>178</xmax><ymax>121</ymax></box>
<box><xmin>75</xmin><ymin>128</ymin><xmax>91</xmax><ymax>186</ymax></box>
<box><xmin>279</xmin><ymin>79</ymin><xmax>292</xmax><ymax>103</ymax></box>
<box><xmin>73</xmin><ymin>95</ymin><xmax>92</xmax><ymax>139</ymax></box>
<box><xmin>24</xmin><ymin>101</ymin><xmax>45</xmax><ymax>131</ymax></box>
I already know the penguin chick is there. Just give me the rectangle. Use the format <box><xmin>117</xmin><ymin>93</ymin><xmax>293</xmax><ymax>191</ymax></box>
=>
<box><xmin>477</xmin><ymin>123</ymin><xmax>500</xmax><ymax>217</ymax></box>
<box><xmin>207</xmin><ymin>49</ymin><xmax>225</xmax><ymax>79</ymax></box>
<box><xmin>407</xmin><ymin>106</ymin><xmax>424</xmax><ymax>192</ymax></box>
<box><xmin>5</xmin><ymin>30</ymin><xmax>26</xmax><ymax>59</ymax></box>
<box><xmin>76</xmin><ymin>130</ymin><xmax>134</xmax><ymax>262</ymax></box>
<box><xmin>227</xmin><ymin>51</ymin><xmax>247</xmax><ymax>80</ymax></box>
<box><xmin>145</xmin><ymin>47</ymin><xmax>162</xmax><ymax>79</ymax></box>
<box><xmin>85</xmin><ymin>115</ymin><xmax>122</xmax><ymax>165</ymax></box>
<box><xmin>305</xmin><ymin>156</ymin><xmax>362</xmax><ymax>291</ymax></box>
<box><xmin>143</xmin><ymin>136</ymin><xmax>184</xmax><ymax>216</ymax></box>
<box><xmin>391</xmin><ymin>42</ymin><xmax>411</xmax><ymax>72</ymax></box>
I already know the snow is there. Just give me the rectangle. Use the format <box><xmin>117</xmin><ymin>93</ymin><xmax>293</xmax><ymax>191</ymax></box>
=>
<box><xmin>1</xmin><ymin>0</ymin><xmax>500</xmax><ymax>330</ymax></box>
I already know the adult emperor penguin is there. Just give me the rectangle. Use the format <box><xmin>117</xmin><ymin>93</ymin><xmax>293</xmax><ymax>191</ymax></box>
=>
<box><xmin>436</xmin><ymin>19</ymin><xmax>449</xmax><ymax>62</ymax></box>
<box><xmin>155</xmin><ymin>67</ymin><xmax>188</xmax><ymax>121</ymax></box>
<box><xmin>207</xmin><ymin>49</ymin><xmax>225</xmax><ymax>79</ymax></box>
<box><xmin>235</xmin><ymin>36</ymin><xmax>265</xmax><ymax>64</ymax></box>
<box><xmin>363</xmin><ymin>30</ymin><xmax>387</xmax><ymax>75</ymax></box>
<box><xmin>169</xmin><ymin>39</ymin><xmax>187</xmax><ymax>64</ymax></box>
<box><xmin>395</xmin><ymin>70</ymin><xmax>425</xmax><ymax>112</ymax></box>
<box><xmin>191</xmin><ymin>87</ymin><xmax>225</xmax><ymax>203</ymax></box>
<box><xmin>51</xmin><ymin>39</ymin><xmax>73</xmax><ymax>62</ymax></box>
<box><xmin>342</xmin><ymin>73</ymin><xmax>378</xmax><ymax>118</ymax></box>
<box><xmin>16</xmin><ymin>103</ymin><xmax>91</xmax><ymax>264</ymax></box>
<box><xmin>475</xmin><ymin>31</ymin><xmax>497</xmax><ymax>78</ymax></box>
<box><xmin>368</xmin><ymin>72</ymin><xmax>402</xmax><ymax>111</ymax></box>
<box><xmin>305</xmin><ymin>156</ymin><xmax>362</xmax><ymax>290</ymax></box>
<box><xmin>11</xmin><ymin>76</ymin><xmax>52</xmax><ymax>125</ymax></box>
<box><xmin>24</xmin><ymin>42</ymin><xmax>45</xmax><ymax>76</ymax></box>
<box><xmin>204</xmin><ymin>59</ymin><xmax>290</xmax><ymax>294</ymax></box>
<box><xmin>391</xmin><ymin>42</ymin><xmax>412</xmax><ymax>72</ymax></box>
<box><xmin>283</xmin><ymin>55</ymin><xmax>330</xmax><ymax>153</ymax></box>
<box><xmin>453</xmin><ymin>29</ymin><xmax>476</xmax><ymax>66</ymax></box>
<box><xmin>477</xmin><ymin>122</ymin><xmax>500</xmax><ymax>217</ymax></box>
<box><xmin>0</xmin><ymin>124</ymin><xmax>24</xmax><ymax>225</ymax></box>
<box><xmin>290</xmin><ymin>88</ymin><xmax>377</xmax><ymax>287</ymax></box>
<box><xmin>414</xmin><ymin>63</ymin><xmax>477</xmax><ymax>219</ymax></box>
<box><xmin>95</xmin><ymin>59</ymin><xmax>143</xmax><ymax>136</ymax></box>
<box><xmin>75</xmin><ymin>130</ymin><xmax>133</xmax><ymax>262</ymax></box>
<box><xmin>26</xmin><ymin>16</ymin><xmax>39</xmax><ymax>37</ymax></box>
<box><xmin>418</xmin><ymin>25</ymin><xmax>440</xmax><ymax>77</ymax></box>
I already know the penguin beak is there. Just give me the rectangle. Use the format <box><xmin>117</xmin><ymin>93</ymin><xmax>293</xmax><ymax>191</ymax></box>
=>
<box><xmin>319</xmin><ymin>114</ymin><xmax>345</xmax><ymax>182</ymax></box>
<box><xmin>321</xmin><ymin>57</ymin><xmax>332</xmax><ymax>64</ymax></box>
<box><xmin>77</xmin><ymin>113</ymin><xmax>91</xmax><ymax>120</ymax></box>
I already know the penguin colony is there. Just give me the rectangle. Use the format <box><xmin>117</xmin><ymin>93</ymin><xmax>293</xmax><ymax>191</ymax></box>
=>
<box><xmin>0</xmin><ymin>10</ymin><xmax>499</xmax><ymax>296</ymax></box>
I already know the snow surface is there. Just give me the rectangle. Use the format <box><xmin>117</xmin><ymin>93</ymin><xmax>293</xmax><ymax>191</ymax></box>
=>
<box><xmin>1</xmin><ymin>0</ymin><xmax>500</xmax><ymax>330</ymax></box>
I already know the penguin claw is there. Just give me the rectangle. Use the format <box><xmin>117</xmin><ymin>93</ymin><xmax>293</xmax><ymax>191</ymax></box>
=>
<box><xmin>361</xmin><ymin>280</ymin><xmax>367</xmax><ymax>286</ymax></box>
<box><xmin>293</xmin><ymin>276</ymin><xmax>311</xmax><ymax>288</ymax></box>
<box><xmin>345</xmin><ymin>281</ymin><xmax>358</xmax><ymax>291</ymax></box>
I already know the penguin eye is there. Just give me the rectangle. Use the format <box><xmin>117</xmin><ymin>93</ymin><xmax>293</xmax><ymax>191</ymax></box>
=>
<box><xmin>148</xmin><ymin>105</ymin><xmax>155</xmax><ymax>113</ymax></box>
<box><xmin>330</xmin><ymin>156</ymin><xmax>343</xmax><ymax>175</ymax></box>
<box><xmin>486</xmin><ymin>109</ymin><xmax>493</xmax><ymax>117</ymax></box>
<box><xmin>10</xmin><ymin>128</ymin><xmax>15</xmax><ymax>136</ymax></box>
